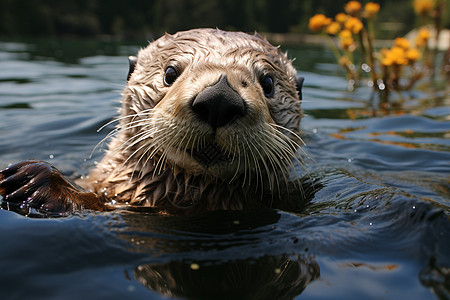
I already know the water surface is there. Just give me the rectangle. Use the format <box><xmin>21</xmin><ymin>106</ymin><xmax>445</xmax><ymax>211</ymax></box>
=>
<box><xmin>0</xmin><ymin>39</ymin><xmax>449</xmax><ymax>299</ymax></box>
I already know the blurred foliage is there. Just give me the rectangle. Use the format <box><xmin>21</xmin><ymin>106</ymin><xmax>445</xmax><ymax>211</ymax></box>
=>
<box><xmin>308</xmin><ymin>0</ymin><xmax>447</xmax><ymax>108</ymax></box>
<box><xmin>0</xmin><ymin>0</ymin><xmax>448</xmax><ymax>39</ymax></box>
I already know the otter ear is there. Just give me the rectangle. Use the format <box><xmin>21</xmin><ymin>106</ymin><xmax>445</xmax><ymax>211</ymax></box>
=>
<box><xmin>127</xmin><ymin>56</ymin><xmax>137</xmax><ymax>81</ymax></box>
<box><xmin>296</xmin><ymin>76</ymin><xmax>304</xmax><ymax>100</ymax></box>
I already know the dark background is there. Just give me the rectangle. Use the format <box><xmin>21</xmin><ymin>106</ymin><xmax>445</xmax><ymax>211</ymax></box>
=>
<box><xmin>1</xmin><ymin>0</ymin><xmax>449</xmax><ymax>41</ymax></box>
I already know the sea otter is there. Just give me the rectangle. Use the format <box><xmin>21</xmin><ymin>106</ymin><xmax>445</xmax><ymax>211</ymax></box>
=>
<box><xmin>0</xmin><ymin>28</ymin><xmax>307</xmax><ymax>216</ymax></box>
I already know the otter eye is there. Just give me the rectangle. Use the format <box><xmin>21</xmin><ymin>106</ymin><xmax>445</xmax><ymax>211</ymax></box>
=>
<box><xmin>260</xmin><ymin>75</ymin><xmax>274</xmax><ymax>97</ymax></box>
<box><xmin>164</xmin><ymin>66</ymin><xmax>178</xmax><ymax>86</ymax></box>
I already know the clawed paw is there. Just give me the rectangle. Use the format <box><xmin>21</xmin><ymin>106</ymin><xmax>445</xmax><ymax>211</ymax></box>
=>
<box><xmin>0</xmin><ymin>160</ymin><xmax>79</xmax><ymax>216</ymax></box>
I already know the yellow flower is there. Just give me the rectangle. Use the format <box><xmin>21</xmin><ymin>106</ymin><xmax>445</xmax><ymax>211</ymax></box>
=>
<box><xmin>339</xmin><ymin>56</ymin><xmax>351</xmax><ymax>67</ymax></box>
<box><xmin>418</xmin><ymin>28</ymin><xmax>430</xmax><ymax>40</ymax></box>
<box><xmin>413</xmin><ymin>0</ymin><xmax>435</xmax><ymax>15</ymax></box>
<box><xmin>339</xmin><ymin>30</ymin><xmax>354</xmax><ymax>50</ymax></box>
<box><xmin>394</xmin><ymin>37</ymin><xmax>410</xmax><ymax>49</ymax></box>
<box><xmin>406</xmin><ymin>48</ymin><xmax>421</xmax><ymax>61</ymax></box>
<box><xmin>345</xmin><ymin>1</ymin><xmax>363</xmax><ymax>16</ymax></box>
<box><xmin>335</xmin><ymin>13</ymin><xmax>350</xmax><ymax>24</ymax></box>
<box><xmin>381</xmin><ymin>51</ymin><xmax>394</xmax><ymax>66</ymax></box>
<box><xmin>340</xmin><ymin>37</ymin><xmax>355</xmax><ymax>50</ymax></box>
<box><xmin>326</xmin><ymin>22</ymin><xmax>341</xmax><ymax>35</ymax></box>
<box><xmin>309</xmin><ymin>14</ymin><xmax>332</xmax><ymax>32</ymax></box>
<box><xmin>415</xmin><ymin>28</ymin><xmax>430</xmax><ymax>47</ymax></box>
<box><xmin>339</xmin><ymin>29</ymin><xmax>353</xmax><ymax>39</ymax></box>
<box><xmin>364</xmin><ymin>2</ymin><xmax>380</xmax><ymax>19</ymax></box>
<box><xmin>345</xmin><ymin>17</ymin><xmax>364</xmax><ymax>34</ymax></box>
<box><xmin>381</xmin><ymin>47</ymin><xmax>408</xmax><ymax>66</ymax></box>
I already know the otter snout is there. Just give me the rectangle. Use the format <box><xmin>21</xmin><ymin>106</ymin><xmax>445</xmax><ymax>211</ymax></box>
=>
<box><xmin>191</xmin><ymin>75</ymin><xmax>246</xmax><ymax>129</ymax></box>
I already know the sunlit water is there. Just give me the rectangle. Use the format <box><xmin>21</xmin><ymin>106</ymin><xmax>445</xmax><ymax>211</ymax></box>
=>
<box><xmin>0</xmin><ymin>39</ymin><xmax>449</xmax><ymax>299</ymax></box>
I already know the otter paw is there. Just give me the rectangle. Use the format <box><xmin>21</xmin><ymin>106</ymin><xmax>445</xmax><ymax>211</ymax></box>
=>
<box><xmin>0</xmin><ymin>160</ymin><xmax>77</xmax><ymax>216</ymax></box>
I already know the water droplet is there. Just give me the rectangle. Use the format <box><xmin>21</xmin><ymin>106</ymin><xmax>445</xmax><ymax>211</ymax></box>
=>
<box><xmin>347</xmin><ymin>79</ymin><xmax>355</xmax><ymax>91</ymax></box>
<box><xmin>49</xmin><ymin>154</ymin><xmax>54</xmax><ymax>159</ymax></box>
<box><xmin>369</xmin><ymin>222</ymin><xmax>373</xmax><ymax>226</ymax></box>
<box><xmin>190</xmin><ymin>263</ymin><xmax>200</xmax><ymax>270</ymax></box>
<box><xmin>274</xmin><ymin>268</ymin><xmax>281</xmax><ymax>274</ymax></box>
<box><xmin>347</xmin><ymin>158</ymin><xmax>352</xmax><ymax>163</ymax></box>
<box><xmin>313</xmin><ymin>128</ymin><xmax>318</xmax><ymax>134</ymax></box>
<box><xmin>127</xmin><ymin>285</ymin><xmax>136</xmax><ymax>292</ymax></box>
<box><xmin>361</xmin><ymin>63</ymin><xmax>371</xmax><ymax>72</ymax></box>
<box><xmin>377</xmin><ymin>79</ymin><xmax>386</xmax><ymax>90</ymax></box>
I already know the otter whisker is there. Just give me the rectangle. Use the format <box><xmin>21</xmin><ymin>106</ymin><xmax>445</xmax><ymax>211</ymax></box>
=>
<box><xmin>146</xmin><ymin>135</ymin><xmax>168</xmax><ymax>161</ymax></box>
<box><xmin>125</xmin><ymin>133</ymin><xmax>153</xmax><ymax>167</ymax></box>
<box><xmin>242</xmin><ymin>141</ymin><xmax>252</xmax><ymax>188</ymax></box>
<box><xmin>136</xmin><ymin>129</ymin><xmax>172</xmax><ymax>175</ymax></box>
<box><xmin>122</xmin><ymin>125</ymin><xmax>166</xmax><ymax>151</ymax></box>
<box><xmin>172</xmin><ymin>124</ymin><xmax>194</xmax><ymax>160</ymax></box>
<box><xmin>244</xmin><ymin>136</ymin><xmax>265</xmax><ymax>194</ymax></box>
<box><xmin>259</xmin><ymin>129</ymin><xmax>296</xmax><ymax>181</ymax></box>
<box><xmin>259</xmin><ymin>138</ymin><xmax>283</xmax><ymax>194</ymax></box>
<box><xmin>229</xmin><ymin>137</ymin><xmax>242</xmax><ymax>184</ymax></box>
<box><xmin>125</xmin><ymin>143</ymin><xmax>152</xmax><ymax>179</ymax></box>
<box><xmin>117</xmin><ymin>127</ymin><xmax>153</xmax><ymax>155</ymax></box>
<box><xmin>266</xmin><ymin>135</ymin><xmax>303</xmax><ymax>189</ymax></box>
<box><xmin>263</xmin><ymin>130</ymin><xmax>309</xmax><ymax>197</ymax></box>
<box><xmin>138</xmin><ymin>144</ymin><xmax>160</xmax><ymax>179</ymax></box>
<box><xmin>253</xmin><ymin>137</ymin><xmax>274</xmax><ymax>197</ymax></box>
<box><xmin>270</xmin><ymin>132</ymin><xmax>310</xmax><ymax>185</ymax></box>
<box><xmin>267</xmin><ymin>145</ymin><xmax>291</xmax><ymax>195</ymax></box>
<box><xmin>270</xmin><ymin>123</ymin><xmax>306</xmax><ymax>146</ymax></box>
<box><xmin>150</xmin><ymin>128</ymin><xmax>181</xmax><ymax>176</ymax></box>
<box><xmin>155</xmin><ymin>150</ymin><xmax>169</xmax><ymax>176</ymax></box>
<box><xmin>270</xmin><ymin>123</ymin><xmax>311</xmax><ymax>161</ymax></box>
<box><xmin>91</xmin><ymin>115</ymin><xmax>156</xmax><ymax>158</ymax></box>
<box><xmin>120</xmin><ymin>122</ymin><xmax>170</xmax><ymax>173</ymax></box>
<box><xmin>97</xmin><ymin>108</ymin><xmax>155</xmax><ymax>133</ymax></box>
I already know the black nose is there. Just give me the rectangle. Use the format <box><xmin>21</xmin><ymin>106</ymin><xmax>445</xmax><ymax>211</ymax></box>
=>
<box><xmin>191</xmin><ymin>75</ymin><xmax>246</xmax><ymax>129</ymax></box>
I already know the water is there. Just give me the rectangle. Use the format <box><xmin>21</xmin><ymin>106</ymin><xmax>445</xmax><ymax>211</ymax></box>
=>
<box><xmin>0</xmin><ymin>39</ymin><xmax>449</xmax><ymax>299</ymax></box>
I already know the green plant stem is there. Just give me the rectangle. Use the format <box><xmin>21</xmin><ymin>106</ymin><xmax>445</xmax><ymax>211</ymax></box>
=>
<box><xmin>380</xmin><ymin>65</ymin><xmax>390</xmax><ymax>108</ymax></box>
<box><xmin>365</xmin><ymin>19</ymin><xmax>379</xmax><ymax>90</ymax></box>
<box><xmin>323</xmin><ymin>33</ymin><xmax>342</xmax><ymax>63</ymax></box>
<box><xmin>430</xmin><ymin>0</ymin><xmax>444</xmax><ymax>78</ymax></box>
<box><xmin>324</xmin><ymin>33</ymin><xmax>357</xmax><ymax>81</ymax></box>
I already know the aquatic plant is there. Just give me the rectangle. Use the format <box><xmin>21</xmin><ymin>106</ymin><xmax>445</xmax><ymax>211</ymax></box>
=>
<box><xmin>308</xmin><ymin>0</ymin><xmax>446</xmax><ymax>106</ymax></box>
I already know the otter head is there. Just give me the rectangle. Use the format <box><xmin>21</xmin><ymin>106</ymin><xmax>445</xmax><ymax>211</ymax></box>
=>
<box><xmin>120</xmin><ymin>28</ymin><xmax>303</xmax><ymax>184</ymax></box>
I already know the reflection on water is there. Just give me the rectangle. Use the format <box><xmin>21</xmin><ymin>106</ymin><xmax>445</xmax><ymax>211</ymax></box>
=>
<box><xmin>117</xmin><ymin>210</ymin><xmax>319</xmax><ymax>299</ymax></box>
<box><xmin>134</xmin><ymin>256</ymin><xmax>318</xmax><ymax>299</ymax></box>
<box><xmin>0</xmin><ymin>39</ymin><xmax>449</xmax><ymax>299</ymax></box>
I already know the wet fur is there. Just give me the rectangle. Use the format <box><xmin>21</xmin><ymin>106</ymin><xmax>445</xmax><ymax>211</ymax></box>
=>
<box><xmin>80</xmin><ymin>28</ymin><xmax>304</xmax><ymax>213</ymax></box>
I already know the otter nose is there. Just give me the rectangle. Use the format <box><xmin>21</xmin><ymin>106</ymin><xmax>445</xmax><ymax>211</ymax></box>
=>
<box><xmin>191</xmin><ymin>75</ymin><xmax>246</xmax><ymax>129</ymax></box>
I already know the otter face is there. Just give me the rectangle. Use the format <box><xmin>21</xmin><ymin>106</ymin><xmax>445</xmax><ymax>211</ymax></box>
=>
<box><xmin>121</xmin><ymin>29</ymin><xmax>302</xmax><ymax>182</ymax></box>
